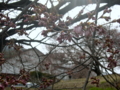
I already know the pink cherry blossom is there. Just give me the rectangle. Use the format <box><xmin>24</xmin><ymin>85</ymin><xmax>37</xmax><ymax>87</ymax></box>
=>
<box><xmin>73</xmin><ymin>25</ymin><xmax>83</xmax><ymax>37</ymax></box>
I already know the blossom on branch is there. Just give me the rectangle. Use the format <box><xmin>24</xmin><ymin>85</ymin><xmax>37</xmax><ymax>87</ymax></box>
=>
<box><xmin>57</xmin><ymin>32</ymin><xmax>72</xmax><ymax>43</ymax></box>
<box><xmin>73</xmin><ymin>25</ymin><xmax>83</xmax><ymax>37</ymax></box>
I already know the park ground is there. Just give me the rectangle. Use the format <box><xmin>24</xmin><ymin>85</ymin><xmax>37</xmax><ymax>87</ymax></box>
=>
<box><xmin>6</xmin><ymin>74</ymin><xmax>120</xmax><ymax>90</ymax></box>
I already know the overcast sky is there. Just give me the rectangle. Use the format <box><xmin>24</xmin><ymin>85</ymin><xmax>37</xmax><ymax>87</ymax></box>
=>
<box><xmin>2</xmin><ymin>0</ymin><xmax>120</xmax><ymax>74</ymax></box>
<box><xmin>36</xmin><ymin>1</ymin><xmax>120</xmax><ymax>52</ymax></box>
<box><xmin>36</xmin><ymin>0</ymin><xmax>120</xmax><ymax>74</ymax></box>
<box><xmin>6</xmin><ymin>1</ymin><xmax>120</xmax><ymax>52</ymax></box>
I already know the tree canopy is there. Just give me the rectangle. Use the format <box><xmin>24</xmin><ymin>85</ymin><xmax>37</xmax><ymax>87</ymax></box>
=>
<box><xmin>0</xmin><ymin>0</ymin><xmax>120</xmax><ymax>90</ymax></box>
<box><xmin>0</xmin><ymin>0</ymin><xmax>120</xmax><ymax>52</ymax></box>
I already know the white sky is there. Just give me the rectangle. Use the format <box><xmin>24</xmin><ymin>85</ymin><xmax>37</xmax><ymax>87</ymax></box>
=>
<box><xmin>7</xmin><ymin>0</ymin><xmax>120</xmax><ymax>52</ymax></box>
<box><xmin>36</xmin><ymin>1</ymin><xmax>120</xmax><ymax>52</ymax></box>
<box><xmin>6</xmin><ymin>0</ymin><xmax>120</xmax><ymax>51</ymax></box>
<box><xmin>5</xmin><ymin>0</ymin><xmax>120</xmax><ymax>73</ymax></box>
<box><xmin>37</xmin><ymin>0</ymin><xmax>120</xmax><ymax>74</ymax></box>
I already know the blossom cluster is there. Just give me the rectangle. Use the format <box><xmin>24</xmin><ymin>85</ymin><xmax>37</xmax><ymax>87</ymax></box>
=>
<box><xmin>91</xmin><ymin>77</ymin><xmax>100</xmax><ymax>87</ymax></box>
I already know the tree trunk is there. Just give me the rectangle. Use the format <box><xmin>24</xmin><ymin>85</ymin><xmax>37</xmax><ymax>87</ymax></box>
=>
<box><xmin>0</xmin><ymin>37</ymin><xmax>6</xmax><ymax>52</ymax></box>
<box><xmin>93</xmin><ymin>61</ymin><xmax>101</xmax><ymax>76</ymax></box>
<box><xmin>94</xmin><ymin>66</ymin><xmax>101</xmax><ymax>76</ymax></box>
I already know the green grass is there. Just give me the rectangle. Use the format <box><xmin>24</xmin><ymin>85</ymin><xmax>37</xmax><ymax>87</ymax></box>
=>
<box><xmin>5</xmin><ymin>74</ymin><xmax>120</xmax><ymax>90</ymax></box>
<box><xmin>89</xmin><ymin>87</ymin><xmax>116</xmax><ymax>90</ymax></box>
<box><xmin>53</xmin><ymin>74</ymin><xmax>120</xmax><ymax>90</ymax></box>
<box><xmin>6</xmin><ymin>87</ymin><xmax>38</xmax><ymax>90</ymax></box>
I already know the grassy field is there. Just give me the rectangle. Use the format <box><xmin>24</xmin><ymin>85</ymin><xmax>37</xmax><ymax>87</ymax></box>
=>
<box><xmin>6</xmin><ymin>74</ymin><xmax>120</xmax><ymax>90</ymax></box>
<box><xmin>53</xmin><ymin>74</ymin><xmax>120</xmax><ymax>90</ymax></box>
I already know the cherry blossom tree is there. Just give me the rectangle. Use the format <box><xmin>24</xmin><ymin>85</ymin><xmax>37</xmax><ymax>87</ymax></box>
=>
<box><xmin>1</xmin><ymin>0</ymin><xmax>120</xmax><ymax>90</ymax></box>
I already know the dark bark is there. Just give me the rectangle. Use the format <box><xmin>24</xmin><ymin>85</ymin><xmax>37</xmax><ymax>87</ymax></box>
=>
<box><xmin>0</xmin><ymin>0</ymin><xmax>32</xmax><ymax>11</ymax></box>
<box><xmin>0</xmin><ymin>37</ymin><xmax>6</xmax><ymax>52</ymax></box>
<box><xmin>92</xmin><ymin>61</ymin><xmax>101</xmax><ymax>76</ymax></box>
